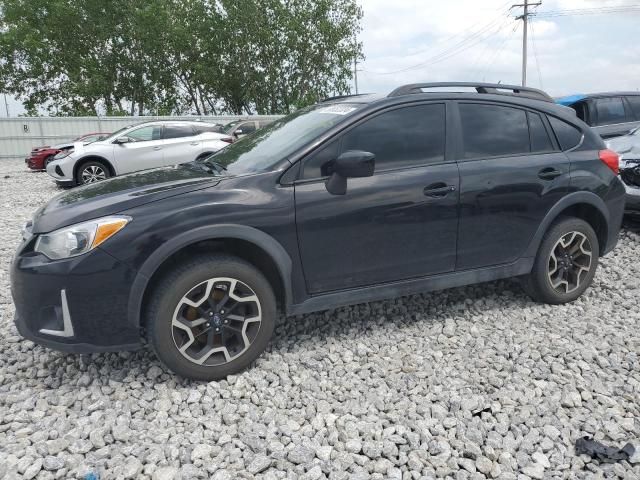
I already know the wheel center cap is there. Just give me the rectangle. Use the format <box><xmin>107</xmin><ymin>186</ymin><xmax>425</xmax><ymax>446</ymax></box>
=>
<box><xmin>212</xmin><ymin>314</ymin><xmax>222</xmax><ymax>326</ymax></box>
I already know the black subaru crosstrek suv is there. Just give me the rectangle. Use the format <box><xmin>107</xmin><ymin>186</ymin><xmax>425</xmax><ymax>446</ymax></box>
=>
<box><xmin>11</xmin><ymin>83</ymin><xmax>625</xmax><ymax>380</ymax></box>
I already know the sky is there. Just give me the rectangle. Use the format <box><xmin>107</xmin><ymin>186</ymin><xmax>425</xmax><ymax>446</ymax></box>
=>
<box><xmin>356</xmin><ymin>0</ymin><xmax>640</xmax><ymax>97</ymax></box>
<box><xmin>2</xmin><ymin>0</ymin><xmax>639</xmax><ymax>116</ymax></box>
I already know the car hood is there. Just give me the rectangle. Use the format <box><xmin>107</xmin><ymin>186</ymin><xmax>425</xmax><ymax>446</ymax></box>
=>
<box><xmin>32</xmin><ymin>163</ymin><xmax>222</xmax><ymax>233</ymax></box>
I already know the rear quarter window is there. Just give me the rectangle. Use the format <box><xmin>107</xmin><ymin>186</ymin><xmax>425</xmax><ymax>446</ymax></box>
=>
<box><xmin>547</xmin><ymin>116</ymin><xmax>583</xmax><ymax>151</ymax></box>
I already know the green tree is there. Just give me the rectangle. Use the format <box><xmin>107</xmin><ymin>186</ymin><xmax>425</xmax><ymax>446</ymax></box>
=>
<box><xmin>0</xmin><ymin>0</ymin><xmax>362</xmax><ymax>115</ymax></box>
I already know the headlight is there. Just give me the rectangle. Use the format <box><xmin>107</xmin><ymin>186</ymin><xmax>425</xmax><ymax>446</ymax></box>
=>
<box><xmin>54</xmin><ymin>148</ymin><xmax>74</xmax><ymax>160</ymax></box>
<box><xmin>34</xmin><ymin>216</ymin><xmax>131</xmax><ymax>260</ymax></box>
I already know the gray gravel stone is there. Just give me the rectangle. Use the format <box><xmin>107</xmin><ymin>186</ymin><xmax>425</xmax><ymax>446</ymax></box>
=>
<box><xmin>42</xmin><ymin>456</ymin><xmax>65</xmax><ymax>471</ymax></box>
<box><xmin>1</xmin><ymin>161</ymin><xmax>640</xmax><ymax>478</ymax></box>
<box><xmin>247</xmin><ymin>454</ymin><xmax>271</xmax><ymax>474</ymax></box>
<box><xmin>288</xmin><ymin>444</ymin><xmax>315</xmax><ymax>464</ymax></box>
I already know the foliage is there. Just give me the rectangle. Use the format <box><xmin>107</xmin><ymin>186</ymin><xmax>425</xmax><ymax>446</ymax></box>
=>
<box><xmin>0</xmin><ymin>0</ymin><xmax>362</xmax><ymax>115</ymax></box>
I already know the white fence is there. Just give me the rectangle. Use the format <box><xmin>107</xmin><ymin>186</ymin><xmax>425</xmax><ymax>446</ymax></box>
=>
<box><xmin>0</xmin><ymin>115</ymin><xmax>281</xmax><ymax>160</ymax></box>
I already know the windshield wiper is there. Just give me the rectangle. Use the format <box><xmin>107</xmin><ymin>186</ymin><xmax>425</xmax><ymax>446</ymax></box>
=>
<box><xmin>203</xmin><ymin>159</ymin><xmax>227</xmax><ymax>173</ymax></box>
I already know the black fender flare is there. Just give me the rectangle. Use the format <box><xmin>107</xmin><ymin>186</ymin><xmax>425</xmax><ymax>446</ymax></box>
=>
<box><xmin>524</xmin><ymin>191</ymin><xmax>610</xmax><ymax>258</ymax></box>
<box><xmin>127</xmin><ymin>224</ymin><xmax>293</xmax><ymax>329</ymax></box>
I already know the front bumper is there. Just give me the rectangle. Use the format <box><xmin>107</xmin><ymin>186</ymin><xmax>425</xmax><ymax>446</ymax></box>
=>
<box><xmin>46</xmin><ymin>159</ymin><xmax>76</xmax><ymax>185</ymax></box>
<box><xmin>11</xmin><ymin>237</ymin><xmax>142</xmax><ymax>352</ymax></box>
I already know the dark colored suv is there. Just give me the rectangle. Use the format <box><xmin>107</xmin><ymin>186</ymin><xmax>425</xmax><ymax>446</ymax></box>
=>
<box><xmin>11</xmin><ymin>82</ymin><xmax>625</xmax><ymax>380</ymax></box>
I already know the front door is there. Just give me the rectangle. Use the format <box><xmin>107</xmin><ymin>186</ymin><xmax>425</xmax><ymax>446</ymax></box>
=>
<box><xmin>294</xmin><ymin>103</ymin><xmax>460</xmax><ymax>294</ymax></box>
<box><xmin>112</xmin><ymin>124</ymin><xmax>164</xmax><ymax>174</ymax></box>
<box><xmin>455</xmin><ymin>102</ymin><xmax>570</xmax><ymax>270</ymax></box>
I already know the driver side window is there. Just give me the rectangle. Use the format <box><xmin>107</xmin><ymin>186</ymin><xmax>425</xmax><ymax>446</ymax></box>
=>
<box><xmin>125</xmin><ymin>126</ymin><xmax>162</xmax><ymax>142</ymax></box>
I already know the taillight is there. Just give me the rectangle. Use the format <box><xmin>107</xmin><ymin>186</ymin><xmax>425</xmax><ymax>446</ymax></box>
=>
<box><xmin>599</xmin><ymin>149</ymin><xmax>619</xmax><ymax>175</ymax></box>
<box><xmin>221</xmin><ymin>137</ymin><xmax>233</xmax><ymax>144</ymax></box>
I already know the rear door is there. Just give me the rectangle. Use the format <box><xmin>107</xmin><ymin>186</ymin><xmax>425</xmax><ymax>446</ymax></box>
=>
<box><xmin>455</xmin><ymin>102</ymin><xmax>570</xmax><ymax>270</ymax></box>
<box><xmin>294</xmin><ymin>102</ymin><xmax>460</xmax><ymax>293</ymax></box>
<box><xmin>162</xmin><ymin>124</ymin><xmax>202</xmax><ymax>165</ymax></box>
<box><xmin>112</xmin><ymin>124</ymin><xmax>164</xmax><ymax>174</ymax></box>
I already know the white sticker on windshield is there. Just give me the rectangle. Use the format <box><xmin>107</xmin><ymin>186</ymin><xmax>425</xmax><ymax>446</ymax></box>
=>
<box><xmin>317</xmin><ymin>105</ymin><xmax>357</xmax><ymax>115</ymax></box>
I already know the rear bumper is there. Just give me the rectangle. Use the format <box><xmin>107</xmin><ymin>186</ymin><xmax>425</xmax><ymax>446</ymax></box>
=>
<box><xmin>11</xmin><ymin>242</ymin><xmax>142</xmax><ymax>352</ymax></box>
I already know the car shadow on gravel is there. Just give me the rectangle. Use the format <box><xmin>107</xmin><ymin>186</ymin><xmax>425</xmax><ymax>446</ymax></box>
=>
<box><xmin>14</xmin><ymin>277</ymin><xmax>529</xmax><ymax>386</ymax></box>
<box><xmin>271</xmin><ymin>277</ymin><xmax>528</xmax><ymax>350</ymax></box>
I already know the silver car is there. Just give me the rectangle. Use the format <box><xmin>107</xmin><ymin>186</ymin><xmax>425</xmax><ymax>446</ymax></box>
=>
<box><xmin>607</xmin><ymin>128</ymin><xmax>640</xmax><ymax>214</ymax></box>
<box><xmin>46</xmin><ymin>121</ymin><xmax>232</xmax><ymax>186</ymax></box>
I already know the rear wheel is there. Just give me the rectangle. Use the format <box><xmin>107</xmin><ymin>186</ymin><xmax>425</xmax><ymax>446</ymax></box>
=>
<box><xmin>76</xmin><ymin>161</ymin><xmax>110</xmax><ymax>185</ymax></box>
<box><xmin>523</xmin><ymin>217</ymin><xmax>599</xmax><ymax>304</ymax></box>
<box><xmin>145</xmin><ymin>255</ymin><xmax>276</xmax><ymax>380</ymax></box>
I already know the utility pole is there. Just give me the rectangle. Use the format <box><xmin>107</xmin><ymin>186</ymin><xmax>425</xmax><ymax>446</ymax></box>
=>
<box><xmin>3</xmin><ymin>94</ymin><xmax>9</xmax><ymax>118</ymax></box>
<box><xmin>512</xmin><ymin>0</ymin><xmax>541</xmax><ymax>86</ymax></box>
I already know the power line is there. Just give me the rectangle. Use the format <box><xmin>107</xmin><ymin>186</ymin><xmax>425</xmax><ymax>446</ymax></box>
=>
<box><xmin>468</xmin><ymin>17</ymin><xmax>516</xmax><ymax>78</ymax></box>
<box><xmin>535</xmin><ymin>5</ymin><xmax>640</xmax><ymax>17</ymax></box>
<box><xmin>362</xmin><ymin>12</ymin><xmax>513</xmax><ymax>75</ymax></box>
<box><xmin>476</xmin><ymin>21</ymin><xmax>520</xmax><ymax>82</ymax></box>
<box><xmin>529</xmin><ymin>20</ymin><xmax>544</xmax><ymax>90</ymax></box>
<box><xmin>360</xmin><ymin>2</ymin><xmax>514</xmax><ymax>76</ymax></box>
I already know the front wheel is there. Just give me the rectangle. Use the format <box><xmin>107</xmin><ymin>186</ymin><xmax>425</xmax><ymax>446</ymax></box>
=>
<box><xmin>145</xmin><ymin>255</ymin><xmax>276</xmax><ymax>380</ymax></box>
<box><xmin>523</xmin><ymin>217</ymin><xmax>599</xmax><ymax>304</ymax></box>
<box><xmin>76</xmin><ymin>161</ymin><xmax>110</xmax><ymax>185</ymax></box>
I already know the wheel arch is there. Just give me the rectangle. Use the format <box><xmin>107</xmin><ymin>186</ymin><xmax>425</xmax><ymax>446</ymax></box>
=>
<box><xmin>73</xmin><ymin>155</ymin><xmax>116</xmax><ymax>179</ymax></box>
<box><xmin>525</xmin><ymin>192</ymin><xmax>610</xmax><ymax>258</ymax></box>
<box><xmin>128</xmin><ymin>224</ymin><xmax>293</xmax><ymax>332</ymax></box>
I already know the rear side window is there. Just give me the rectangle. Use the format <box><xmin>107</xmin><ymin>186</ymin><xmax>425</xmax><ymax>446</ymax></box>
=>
<box><xmin>594</xmin><ymin>97</ymin><xmax>628</xmax><ymax>126</ymax></box>
<box><xmin>460</xmin><ymin>104</ymin><xmax>530</xmax><ymax>158</ymax></box>
<box><xmin>626</xmin><ymin>96</ymin><xmax>640</xmax><ymax>120</ymax></box>
<box><xmin>528</xmin><ymin>112</ymin><xmax>554</xmax><ymax>153</ymax></box>
<box><xmin>163</xmin><ymin>124</ymin><xmax>196</xmax><ymax>139</ymax></box>
<box><xmin>237</xmin><ymin>122</ymin><xmax>256</xmax><ymax>134</ymax></box>
<box><xmin>548</xmin><ymin>116</ymin><xmax>583</xmax><ymax>151</ymax></box>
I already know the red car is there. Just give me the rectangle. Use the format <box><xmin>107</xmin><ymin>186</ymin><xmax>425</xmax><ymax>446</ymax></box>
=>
<box><xmin>25</xmin><ymin>132</ymin><xmax>110</xmax><ymax>170</ymax></box>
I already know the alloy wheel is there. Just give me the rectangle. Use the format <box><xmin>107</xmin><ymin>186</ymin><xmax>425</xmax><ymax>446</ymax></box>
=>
<box><xmin>81</xmin><ymin>165</ymin><xmax>107</xmax><ymax>183</ymax></box>
<box><xmin>547</xmin><ymin>231</ymin><xmax>592</xmax><ymax>294</ymax></box>
<box><xmin>171</xmin><ymin>277</ymin><xmax>262</xmax><ymax>366</ymax></box>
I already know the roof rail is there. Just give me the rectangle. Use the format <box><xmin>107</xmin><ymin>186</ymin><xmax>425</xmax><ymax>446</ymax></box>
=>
<box><xmin>387</xmin><ymin>82</ymin><xmax>554</xmax><ymax>102</ymax></box>
<box><xmin>321</xmin><ymin>93</ymin><xmax>370</xmax><ymax>103</ymax></box>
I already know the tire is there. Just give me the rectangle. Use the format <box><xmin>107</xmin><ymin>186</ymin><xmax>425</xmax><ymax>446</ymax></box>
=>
<box><xmin>145</xmin><ymin>255</ymin><xmax>276</xmax><ymax>380</ymax></box>
<box><xmin>43</xmin><ymin>155</ymin><xmax>55</xmax><ymax>169</ymax></box>
<box><xmin>76</xmin><ymin>160</ymin><xmax>110</xmax><ymax>185</ymax></box>
<box><xmin>523</xmin><ymin>217</ymin><xmax>599</xmax><ymax>304</ymax></box>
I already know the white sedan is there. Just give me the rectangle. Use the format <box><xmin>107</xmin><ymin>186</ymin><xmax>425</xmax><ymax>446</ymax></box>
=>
<box><xmin>46</xmin><ymin>121</ymin><xmax>233</xmax><ymax>186</ymax></box>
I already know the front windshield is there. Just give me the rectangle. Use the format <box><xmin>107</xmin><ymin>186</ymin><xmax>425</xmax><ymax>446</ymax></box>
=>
<box><xmin>101</xmin><ymin>125</ymin><xmax>134</xmax><ymax>142</ymax></box>
<box><xmin>206</xmin><ymin>103</ymin><xmax>363</xmax><ymax>175</ymax></box>
<box><xmin>222</xmin><ymin>121</ymin><xmax>241</xmax><ymax>134</ymax></box>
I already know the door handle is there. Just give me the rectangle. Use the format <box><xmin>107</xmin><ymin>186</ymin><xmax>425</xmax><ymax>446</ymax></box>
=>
<box><xmin>190</xmin><ymin>142</ymin><xmax>199</xmax><ymax>146</ymax></box>
<box><xmin>153</xmin><ymin>146</ymin><xmax>162</xmax><ymax>150</ymax></box>
<box><xmin>538</xmin><ymin>168</ymin><xmax>562</xmax><ymax>180</ymax></box>
<box><xmin>423</xmin><ymin>183</ymin><xmax>456</xmax><ymax>197</ymax></box>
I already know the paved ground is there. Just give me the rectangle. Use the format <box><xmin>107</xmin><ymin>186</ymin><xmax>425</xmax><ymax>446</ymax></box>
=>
<box><xmin>0</xmin><ymin>158</ymin><xmax>639</xmax><ymax>480</ymax></box>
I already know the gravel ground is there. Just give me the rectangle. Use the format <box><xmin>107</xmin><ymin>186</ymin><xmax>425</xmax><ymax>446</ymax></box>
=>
<box><xmin>0</xmin><ymin>158</ymin><xmax>639</xmax><ymax>480</ymax></box>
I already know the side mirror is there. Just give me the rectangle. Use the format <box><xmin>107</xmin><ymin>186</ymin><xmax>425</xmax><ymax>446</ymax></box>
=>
<box><xmin>325</xmin><ymin>150</ymin><xmax>375</xmax><ymax>195</ymax></box>
<box><xmin>113</xmin><ymin>136</ymin><xmax>130</xmax><ymax>145</ymax></box>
